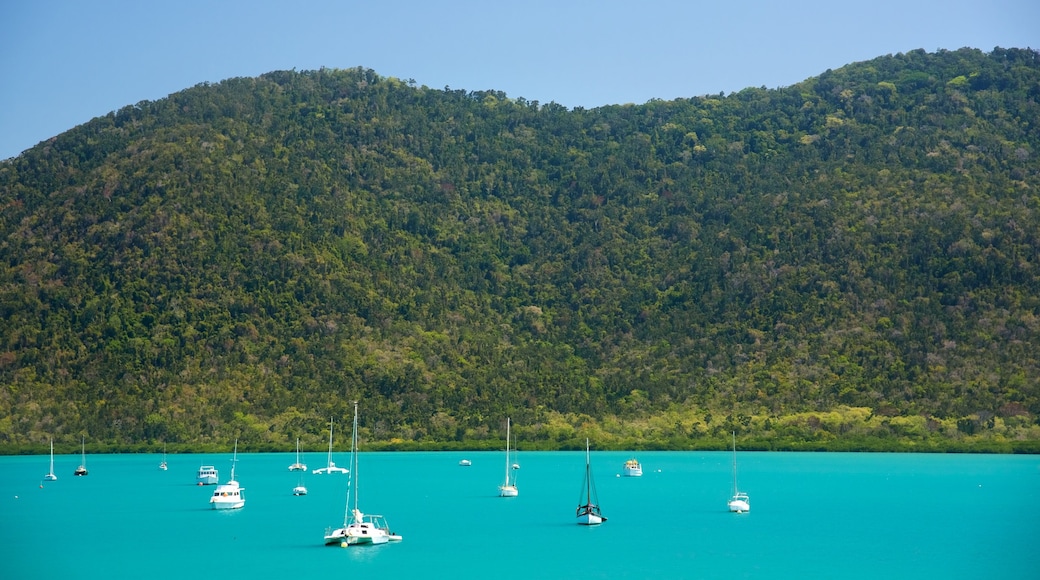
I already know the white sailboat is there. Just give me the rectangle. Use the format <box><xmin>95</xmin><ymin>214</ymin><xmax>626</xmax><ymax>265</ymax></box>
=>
<box><xmin>312</xmin><ymin>418</ymin><xmax>349</xmax><ymax>474</ymax></box>
<box><xmin>159</xmin><ymin>443</ymin><xmax>168</xmax><ymax>471</ymax></box>
<box><xmin>498</xmin><ymin>417</ymin><xmax>519</xmax><ymax>497</ymax></box>
<box><xmin>323</xmin><ymin>402</ymin><xmax>402</xmax><ymax>546</ymax></box>
<box><xmin>727</xmin><ymin>431</ymin><xmax>750</xmax><ymax>513</ymax></box>
<box><xmin>576</xmin><ymin>438</ymin><xmax>606</xmax><ymax>525</ymax></box>
<box><xmin>288</xmin><ymin>437</ymin><xmax>307</xmax><ymax>471</ymax></box>
<box><xmin>73</xmin><ymin>438</ymin><xmax>88</xmax><ymax>476</ymax></box>
<box><xmin>44</xmin><ymin>439</ymin><xmax>58</xmax><ymax>481</ymax></box>
<box><xmin>293</xmin><ymin>473</ymin><xmax>308</xmax><ymax>496</ymax></box>
<box><xmin>210</xmin><ymin>440</ymin><xmax>245</xmax><ymax>510</ymax></box>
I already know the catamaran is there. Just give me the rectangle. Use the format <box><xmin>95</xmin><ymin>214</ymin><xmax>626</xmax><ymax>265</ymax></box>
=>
<box><xmin>159</xmin><ymin>443</ymin><xmax>168</xmax><ymax>471</ymax></box>
<box><xmin>44</xmin><ymin>439</ymin><xmax>58</xmax><ymax>481</ymax></box>
<box><xmin>576</xmin><ymin>438</ymin><xmax>606</xmax><ymax>525</ymax></box>
<box><xmin>288</xmin><ymin>437</ymin><xmax>307</xmax><ymax>471</ymax></box>
<box><xmin>727</xmin><ymin>431</ymin><xmax>750</xmax><ymax>513</ymax></box>
<box><xmin>210</xmin><ymin>440</ymin><xmax>245</xmax><ymax>510</ymax></box>
<box><xmin>312</xmin><ymin>418</ymin><xmax>349</xmax><ymax>474</ymax></box>
<box><xmin>323</xmin><ymin>402</ymin><xmax>401</xmax><ymax>546</ymax></box>
<box><xmin>498</xmin><ymin>417</ymin><xmax>519</xmax><ymax>497</ymax></box>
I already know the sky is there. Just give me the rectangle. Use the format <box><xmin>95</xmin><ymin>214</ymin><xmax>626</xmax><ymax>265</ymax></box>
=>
<box><xmin>1</xmin><ymin>0</ymin><xmax>1037</xmax><ymax>161</ymax></box>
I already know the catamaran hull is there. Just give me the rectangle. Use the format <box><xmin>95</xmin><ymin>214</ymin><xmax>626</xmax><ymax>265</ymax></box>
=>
<box><xmin>728</xmin><ymin>500</ymin><xmax>750</xmax><ymax>513</ymax></box>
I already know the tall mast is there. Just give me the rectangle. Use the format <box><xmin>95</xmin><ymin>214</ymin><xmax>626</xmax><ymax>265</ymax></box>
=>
<box><xmin>731</xmin><ymin>431</ymin><xmax>738</xmax><ymax>495</ymax></box>
<box><xmin>504</xmin><ymin>418</ymin><xmax>511</xmax><ymax>486</ymax></box>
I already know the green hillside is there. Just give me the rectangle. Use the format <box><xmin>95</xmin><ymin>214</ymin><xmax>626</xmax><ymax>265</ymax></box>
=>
<box><xmin>2</xmin><ymin>47</ymin><xmax>1039</xmax><ymax>453</ymax></box>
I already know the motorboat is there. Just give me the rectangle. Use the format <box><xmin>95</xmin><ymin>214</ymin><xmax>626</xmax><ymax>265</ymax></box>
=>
<box><xmin>288</xmin><ymin>438</ymin><xmax>307</xmax><ymax>471</ymax></box>
<box><xmin>458</xmin><ymin>459</ymin><xmax>472</xmax><ymax>466</ymax></box>
<box><xmin>210</xmin><ymin>441</ymin><xmax>245</xmax><ymax>510</ymax></box>
<box><xmin>497</xmin><ymin>418</ymin><xmax>518</xmax><ymax>497</ymax></box>
<box><xmin>197</xmin><ymin>465</ymin><xmax>219</xmax><ymax>485</ymax></box>
<box><xmin>622</xmin><ymin>458</ymin><xmax>643</xmax><ymax>477</ymax></box>
<box><xmin>323</xmin><ymin>402</ymin><xmax>402</xmax><ymax>546</ymax></box>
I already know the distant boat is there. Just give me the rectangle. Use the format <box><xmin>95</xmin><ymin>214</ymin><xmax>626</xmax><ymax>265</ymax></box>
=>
<box><xmin>324</xmin><ymin>402</ymin><xmax>402</xmax><ymax>546</ymax></box>
<box><xmin>458</xmin><ymin>459</ymin><xmax>472</xmax><ymax>466</ymax></box>
<box><xmin>159</xmin><ymin>443</ymin><xmax>168</xmax><ymax>471</ymax></box>
<box><xmin>312</xmin><ymin>418</ymin><xmax>349</xmax><ymax>474</ymax></box>
<box><xmin>73</xmin><ymin>438</ymin><xmax>88</xmax><ymax>476</ymax></box>
<box><xmin>210</xmin><ymin>440</ymin><xmax>245</xmax><ymax>510</ymax></box>
<box><xmin>293</xmin><ymin>473</ymin><xmax>308</xmax><ymax>496</ymax></box>
<box><xmin>576</xmin><ymin>438</ymin><xmax>606</xmax><ymax>525</ymax></box>
<box><xmin>44</xmin><ymin>439</ymin><xmax>58</xmax><ymax>481</ymax></box>
<box><xmin>498</xmin><ymin>418</ymin><xmax>518</xmax><ymax>497</ymax></box>
<box><xmin>288</xmin><ymin>438</ymin><xmax>307</xmax><ymax>472</ymax></box>
<box><xmin>727</xmin><ymin>432</ymin><xmax>750</xmax><ymax>513</ymax></box>
<box><xmin>197</xmin><ymin>464</ymin><xmax>219</xmax><ymax>485</ymax></box>
<box><xmin>622</xmin><ymin>458</ymin><xmax>643</xmax><ymax>477</ymax></box>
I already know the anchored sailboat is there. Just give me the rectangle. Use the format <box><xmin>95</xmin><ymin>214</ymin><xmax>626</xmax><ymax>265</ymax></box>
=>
<box><xmin>727</xmin><ymin>431</ymin><xmax>750</xmax><ymax>513</ymax></box>
<box><xmin>288</xmin><ymin>437</ymin><xmax>307</xmax><ymax>471</ymax></box>
<box><xmin>73</xmin><ymin>438</ymin><xmax>88</xmax><ymax>476</ymax></box>
<box><xmin>44</xmin><ymin>439</ymin><xmax>58</xmax><ymax>481</ymax></box>
<box><xmin>312</xmin><ymin>418</ymin><xmax>348</xmax><ymax>474</ymax></box>
<box><xmin>498</xmin><ymin>418</ymin><xmax>518</xmax><ymax>497</ymax></box>
<box><xmin>576</xmin><ymin>438</ymin><xmax>605</xmax><ymax>525</ymax></box>
<box><xmin>323</xmin><ymin>402</ymin><xmax>401</xmax><ymax>546</ymax></box>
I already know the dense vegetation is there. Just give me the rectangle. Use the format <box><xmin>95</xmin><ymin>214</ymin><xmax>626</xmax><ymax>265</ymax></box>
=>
<box><xmin>2</xmin><ymin>47</ymin><xmax>1039</xmax><ymax>454</ymax></box>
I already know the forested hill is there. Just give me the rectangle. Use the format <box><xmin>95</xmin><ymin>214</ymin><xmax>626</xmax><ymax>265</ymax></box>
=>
<box><xmin>2</xmin><ymin>47</ymin><xmax>1039</xmax><ymax>453</ymax></box>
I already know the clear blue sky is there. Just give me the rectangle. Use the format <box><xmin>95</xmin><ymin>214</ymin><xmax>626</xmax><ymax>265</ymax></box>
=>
<box><xmin>1</xmin><ymin>0</ymin><xmax>1036</xmax><ymax>160</ymax></box>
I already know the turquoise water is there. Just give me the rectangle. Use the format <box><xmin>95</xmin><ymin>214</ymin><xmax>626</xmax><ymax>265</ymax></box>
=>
<box><xmin>2</xmin><ymin>450</ymin><xmax>1038</xmax><ymax>579</ymax></box>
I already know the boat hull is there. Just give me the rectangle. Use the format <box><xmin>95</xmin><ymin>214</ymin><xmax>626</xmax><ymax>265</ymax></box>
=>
<box><xmin>288</xmin><ymin>463</ymin><xmax>307</xmax><ymax>471</ymax></box>
<box><xmin>577</xmin><ymin>513</ymin><xmax>605</xmax><ymax>525</ymax></box>
<box><xmin>44</xmin><ymin>474</ymin><xmax>57</xmax><ymax>481</ymax></box>
<box><xmin>728</xmin><ymin>499</ymin><xmax>750</xmax><ymax>513</ymax></box>
<box><xmin>498</xmin><ymin>485</ymin><xmax>518</xmax><ymax>497</ymax></box>
<box><xmin>293</xmin><ymin>486</ymin><xmax>308</xmax><ymax>496</ymax></box>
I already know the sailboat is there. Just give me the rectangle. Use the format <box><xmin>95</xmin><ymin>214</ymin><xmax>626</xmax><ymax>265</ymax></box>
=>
<box><xmin>210</xmin><ymin>440</ymin><xmax>245</xmax><ymax>510</ymax></box>
<box><xmin>288</xmin><ymin>437</ymin><xmax>307</xmax><ymax>471</ymax></box>
<box><xmin>44</xmin><ymin>439</ymin><xmax>58</xmax><ymax>481</ymax></box>
<box><xmin>576</xmin><ymin>438</ymin><xmax>606</xmax><ymax>525</ymax></box>
<box><xmin>498</xmin><ymin>417</ymin><xmax>518</xmax><ymax>497</ymax></box>
<box><xmin>323</xmin><ymin>402</ymin><xmax>402</xmax><ymax>546</ymax></box>
<box><xmin>312</xmin><ymin>418</ymin><xmax>349</xmax><ymax>474</ymax></box>
<box><xmin>73</xmin><ymin>438</ymin><xmax>88</xmax><ymax>476</ymax></box>
<box><xmin>293</xmin><ymin>473</ymin><xmax>308</xmax><ymax>496</ymax></box>
<box><xmin>727</xmin><ymin>431</ymin><xmax>750</xmax><ymax>513</ymax></box>
<box><xmin>159</xmin><ymin>443</ymin><xmax>168</xmax><ymax>471</ymax></box>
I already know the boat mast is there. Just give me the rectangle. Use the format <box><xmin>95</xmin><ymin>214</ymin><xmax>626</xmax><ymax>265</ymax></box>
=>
<box><xmin>230</xmin><ymin>439</ymin><xmax>239</xmax><ymax>481</ymax></box>
<box><xmin>585</xmin><ymin>438</ymin><xmax>591</xmax><ymax>505</ymax></box>
<box><xmin>50</xmin><ymin>439</ymin><xmax>54</xmax><ymax>474</ymax></box>
<box><xmin>352</xmin><ymin>402</ymin><xmax>360</xmax><ymax>517</ymax></box>
<box><xmin>504</xmin><ymin>418</ymin><xmax>511</xmax><ymax>487</ymax></box>
<box><xmin>731</xmin><ymin>431</ymin><xmax>738</xmax><ymax>495</ymax></box>
<box><xmin>327</xmin><ymin>418</ymin><xmax>334</xmax><ymax>468</ymax></box>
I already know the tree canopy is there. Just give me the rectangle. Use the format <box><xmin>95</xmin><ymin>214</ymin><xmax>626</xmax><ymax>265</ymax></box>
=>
<box><xmin>2</xmin><ymin>48</ymin><xmax>1039</xmax><ymax>453</ymax></box>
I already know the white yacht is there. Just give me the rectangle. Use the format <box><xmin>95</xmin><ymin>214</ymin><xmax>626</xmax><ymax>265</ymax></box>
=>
<box><xmin>73</xmin><ymin>438</ymin><xmax>88</xmax><ymax>476</ymax></box>
<box><xmin>288</xmin><ymin>437</ymin><xmax>307</xmax><ymax>471</ymax></box>
<box><xmin>458</xmin><ymin>459</ymin><xmax>472</xmax><ymax>466</ymax></box>
<box><xmin>210</xmin><ymin>441</ymin><xmax>245</xmax><ymax>510</ymax></box>
<box><xmin>293</xmin><ymin>476</ymin><xmax>308</xmax><ymax>496</ymax></box>
<box><xmin>498</xmin><ymin>418</ymin><xmax>518</xmax><ymax>497</ymax></box>
<box><xmin>312</xmin><ymin>418</ymin><xmax>349</xmax><ymax>474</ymax></box>
<box><xmin>622</xmin><ymin>458</ymin><xmax>643</xmax><ymax>477</ymax></box>
<box><xmin>44</xmin><ymin>439</ymin><xmax>58</xmax><ymax>481</ymax></box>
<box><xmin>197</xmin><ymin>464</ymin><xmax>219</xmax><ymax>485</ymax></box>
<box><xmin>324</xmin><ymin>402</ymin><xmax>402</xmax><ymax>546</ymax></box>
<box><xmin>727</xmin><ymin>432</ymin><xmax>751</xmax><ymax>513</ymax></box>
<box><xmin>159</xmin><ymin>443</ymin><xmax>168</xmax><ymax>471</ymax></box>
<box><xmin>576</xmin><ymin>438</ymin><xmax>606</xmax><ymax>525</ymax></box>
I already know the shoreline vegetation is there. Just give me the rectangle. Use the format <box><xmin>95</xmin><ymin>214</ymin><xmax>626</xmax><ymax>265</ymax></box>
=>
<box><xmin>6</xmin><ymin>405</ymin><xmax>1039</xmax><ymax>455</ymax></box>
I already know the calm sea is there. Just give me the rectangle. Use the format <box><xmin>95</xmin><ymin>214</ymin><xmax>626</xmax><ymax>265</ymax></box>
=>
<box><xmin>1</xmin><ymin>449</ymin><xmax>1037</xmax><ymax>579</ymax></box>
